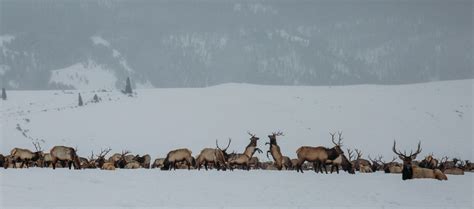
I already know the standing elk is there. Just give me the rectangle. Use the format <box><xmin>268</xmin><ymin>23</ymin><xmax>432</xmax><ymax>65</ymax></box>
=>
<box><xmin>228</xmin><ymin>132</ymin><xmax>263</xmax><ymax>171</ymax></box>
<box><xmin>161</xmin><ymin>148</ymin><xmax>195</xmax><ymax>170</ymax></box>
<box><xmin>196</xmin><ymin>139</ymin><xmax>231</xmax><ymax>171</ymax></box>
<box><xmin>50</xmin><ymin>145</ymin><xmax>81</xmax><ymax>169</ymax></box>
<box><xmin>265</xmin><ymin>131</ymin><xmax>285</xmax><ymax>170</ymax></box>
<box><xmin>327</xmin><ymin>148</ymin><xmax>355</xmax><ymax>174</ymax></box>
<box><xmin>295</xmin><ymin>131</ymin><xmax>345</xmax><ymax>174</ymax></box>
<box><xmin>392</xmin><ymin>141</ymin><xmax>447</xmax><ymax>180</ymax></box>
<box><xmin>8</xmin><ymin>142</ymin><xmax>44</xmax><ymax>169</ymax></box>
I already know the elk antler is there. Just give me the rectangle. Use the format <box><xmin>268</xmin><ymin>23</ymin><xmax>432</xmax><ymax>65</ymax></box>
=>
<box><xmin>346</xmin><ymin>149</ymin><xmax>354</xmax><ymax>161</ymax></box>
<box><xmin>392</xmin><ymin>140</ymin><xmax>422</xmax><ymax>159</ymax></box>
<box><xmin>32</xmin><ymin>141</ymin><xmax>43</xmax><ymax>152</ymax></box>
<box><xmin>216</xmin><ymin>138</ymin><xmax>232</xmax><ymax>151</ymax></box>
<box><xmin>354</xmin><ymin>149</ymin><xmax>362</xmax><ymax>160</ymax></box>
<box><xmin>97</xmin><ymin>148</ymin><xmax>112</xmax><ymax>158</ymax></box>
<box><xmin>121</xmin><ymin>150</ymin><xmax>131</xmax><ymax>156</ymax></box>
<box><xmin>247</xmin><ymin>131</ymin><xmax>256</xmax><ymax>138</ymax></box>
<box><xmin>272</xmin><ymin>131</ymin><xmax>284</xmax><ymax>136</ymax></box>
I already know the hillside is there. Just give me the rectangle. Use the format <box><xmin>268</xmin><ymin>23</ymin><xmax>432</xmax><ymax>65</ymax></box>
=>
<box><xmin>1</xmin><ymin>79</ymin><xmax>472</xmax><ymax>160</ymax></box>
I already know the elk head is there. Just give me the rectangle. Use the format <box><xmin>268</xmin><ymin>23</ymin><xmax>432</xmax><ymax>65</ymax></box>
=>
<box><xmin>247</xmin><ymin>131</ymin><xmax>260</xmax><ymax>146</ymax></box>
<box><xmin>392</xmin><ymin>140</ymin><xmax>422</xmax><ymax>180</ymax></box>
<box><xmin>266</xmin><ymin>131</ymin><xmax>284</xmax><ymax>146</ymax></box>
<box><xmin>96</xmin><ymin>148</ymin><xmax>111</xmax><ymax>168</ymax></box>
<box><xmin>216</xmin><ymin>138</ymin><xmax>232</xmax><ymax>160</ymax></box>
<box><xmin>31</xmin><ymin>141</ymin><xmax>44</xmax><ymax>161</ymax></box>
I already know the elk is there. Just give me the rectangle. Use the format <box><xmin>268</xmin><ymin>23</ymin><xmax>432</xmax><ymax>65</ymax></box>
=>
<box><xmin>249</xmin><ymin>157</ymin><xmax>261</xmax><ymax>169</ymax></box>
<box><xmin>151</xmin><ymin>158</ymin><xmax>165</xmax><ymax>169</ymax></box>
<box><xmin>392</xmin><ymin>141</ymin><xmax>447</xmax><ymax>180</ymax></box>
<box><xmin>295</xmin><ymin>131</ymin><xmax>345</xmax><ymax>173</ymax></box>
<box><xmin>368</xmin><ymin>155</ymin><xmax>383</xmax><ymax>172</ymax></box>
<box><xmin>95</xmin><ymin>148</ymin><xmax>111</xmax><ymax>168</ymax></box>
<box><xmin>134</xmin><ymin>154</ymin><xmax>151</xmax><ymax>169</ymax></box>
<box><xmin>124</xmin><ymin>161</ymin><xmax>141</xmax><ymax>169</ymax></box>
<box><xmin>380</xmin><ymin>157</ymin><xmax>402</xmax><ymax>173</ymax></box>
<box><xmin>196</xmin><ymin>138</ymin><xmax>231</xmax><ymax>171</ymax></box>
<box><xmin>351</xmin><ymin>149</ymin><xmax>372</xmax><ymax>172</ymax></box>
<box><xmin>419</xmin><ymin>154</ymin><xmax>438</xmax><ymax>169</ymax></box>
<box><xmin>101</xmin><ymin>162</ymin><xmax>116</xmax><ymax>170</ymax></box>
<box><xmin>50</xmin><ymin>145</ymin><xmax>81</xmax><ymax>169</ymax></box>
<box><xmin>161</xmin><ymin>148</ymin><xmax>195</xmax><ymax>170</ymax></box>
<box><xmin>265</xmin><ymin>131</ymin><xmax>285</xmax><ymax>170</ymax></box>
<box><xmin>290</xmin><ymin>158</ymin><xmax>299</xmax><ymax>170</ymax></box>
<box><xmin>0</xmin><ymin>154</ymin><xmax>4</xmax><ymax>168</ymax></box>
<box><xmin>115</xmin><ymin>150</ymin><xmax>134</xmax><ymax>168</ymax></box>
<box><xmin>228</xmin><ymin>132</ymin><xmax>263</xmax><ymax>171</ymax></box>
<box><xmin>439</xmin><ymin>157</ymin><xmax>464</xmax><ymax>175</ymax></box>
<box><xmin>8</xmin><ymin>142</ymin><xmax>44</xmax><ymax>169</ymax></box>
<box><xmin>282</xmin><ymin>156</ymin><xmax>292</xmax><ymax>170</ymax></box>
<box><xmin>326</xmin><ymin>148</ymin><xmax>355</xmax><ymax>174</ymax></box>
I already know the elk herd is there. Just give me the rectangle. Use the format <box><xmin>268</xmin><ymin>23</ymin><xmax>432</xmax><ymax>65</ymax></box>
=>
<box><xmin>1</xmin><ymin>131</ymin><xmax>472</xmax><ymax>181</ymax></box>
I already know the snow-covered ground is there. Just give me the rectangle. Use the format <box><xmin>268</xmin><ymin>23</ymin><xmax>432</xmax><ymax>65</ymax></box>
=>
<box><xmin>0</xmin><ymin>79</ymin><xmax>473</xmax><ymax>208</ymax></box>
<box><xmin>0</xmin><ymin>169</ymin><xmax>472</xmax><ymax>209</ymax></box>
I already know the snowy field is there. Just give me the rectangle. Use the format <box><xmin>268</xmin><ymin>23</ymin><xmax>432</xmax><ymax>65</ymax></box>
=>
<box><xmin>0</xmin><ymin>79</ymin><xmax>473</xmax><ymax>208</ymax></box>
<box><xmin>1</xmin><ymin>169</ymin><xmax>473</xmax><ymax>209</ymax></box>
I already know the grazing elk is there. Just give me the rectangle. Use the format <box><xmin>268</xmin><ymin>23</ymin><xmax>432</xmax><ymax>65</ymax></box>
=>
<box><xmin>439</xmin><ymin>157</ymin><xmax>464</xmax><ymax>175</ymax></box>
<box><xmin>134</xmin><ymin>154</ymin><xmax>151</xmax><ymax>169</ymax></box>
<box><xmin>151</xmin><ymin>158</ymin><xmax>165</xmax><ymax>169</ymax></box>
<box><xmin>8</xmin><ymin>142</ymin><xmax>44</xmax><ymax>169</ymax></box>
<box><xmin>196</xmin><ymin>139</ymin><xmax>231</xmax><ymax>171</ymax></box>
<box><xmin>50</xmin><ymin>145</ymin><xmax>82</xmax><ymax>169</ymax></box>
<box><xmin>228</xmin><ymin>132</ymin><xmax>263</xmax><ymax>171</ymax></box>
<box><xmin>295</xmin><ymin>131</ymin><xmax>345</xmax><ymax>174</ymax></box>
<box><xmin>419</xmin><ymin>154</ymin><xmax>439</xmax><ymax>169</ymax></box>
<box><xmin>392</xmin><ymin>141</ymin><xmax>447</xmax><ymax>180</ymax></box>
<box><xmin>161</xmin><ymin>148</ymin><xmax>195</xmax><ymax>170</ymax></box>
<box><xmin>265</xmin><ymin>131</ymin><xmax>285</xmax><ymax>170</ymax></box>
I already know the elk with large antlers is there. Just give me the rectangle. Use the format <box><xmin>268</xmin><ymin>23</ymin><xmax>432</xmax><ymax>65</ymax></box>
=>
<box><xmin>327</xmin><ymin>148</ymin><xmax>355</xmax><ymax>174</ymax></box>
<box><xmin>50</xmin><ymin>145</ymin><xmax>81</xmax><ymax>170</ymax></box>
<box><xmin>8</xmin><ymin>142</ymin><xmax>44</xmax><ymax>169</ymax></box>
<box><xmin>439</xmin><ymin>157</ymin><xmax>464</xmax><ymax>175</ymax></box>
<box><xmin>295</xmin><ymin>131</ymin><xmax>346</xmax><ymax>173</ymax></box>
<box><xmin>265</xmin><ymin>131</ymin><xmax>285</xmax><ymax>170</ymax></box>
<box><xmin>351</xmin><ymin>149</ymin><xmax>372</xmax><ymax>172</ymax></box>
<box><xmin>196</xmin><ymin>138</ymin><xmax>232</xmax><ymax>171</ymax></box>
<box><xmin>392</xmin><ymin>141</ymin><xmax>447</xmax><ymax>180</ymax></box>
<box><xmin>228</xmin><ymin>132</ymin><xmax>263</xmax><ymax>171</ymax></box>
<box><xmin>368</xmin><ymin>155</ymin><xmax>383</xmax><ymax>172</ymax></box>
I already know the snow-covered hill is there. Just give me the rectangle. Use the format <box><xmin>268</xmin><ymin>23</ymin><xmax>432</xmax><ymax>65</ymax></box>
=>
<box><xmin>1</xmin><ymin>79</ymin><xmax>472</xmax><ymax>160</ymax></box>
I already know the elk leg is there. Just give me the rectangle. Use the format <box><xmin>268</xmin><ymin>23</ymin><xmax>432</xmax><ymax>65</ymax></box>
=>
<box><xmin>68</xmin><ymin>161</ymin><xmax>72</xmax><ymax>170</ymax></box>
<box><xmin>204</xmin><ymin>161</ymin><xmax>208</xmax><ymax>171</ymax></box>
<box><xmin>322</xmin><ymin>163</ymin><xmax>328</xmax><ymax>174</ymax></box>
<box><xmin>20</xmin><ymin>160</ymin><xmax>26</xmax><ymax>169</ymax></box>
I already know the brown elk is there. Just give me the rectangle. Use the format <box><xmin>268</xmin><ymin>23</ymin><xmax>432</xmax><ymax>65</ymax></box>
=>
<box><xmin>8</xmin><ymin>142</ymin><xmax>44</xmax><ymax>169</ymax></box>
<box><xmin>351</xmin><ymin>149</ymin><xmax>372</xmax><ymax>172</ymax></box>
<box><xmin>151</xmin><ymin>158</ymin><xmax>165</xmax><ymax>169</ymax></box>
<box><xmin>392</xmin><ymin>141</ymin><xmax>447</xmax><ymax>180</ymax></box>
<box><xmin>380</xmin><ymin>157</ymin><xmax>402</xmax><ymax>173</ymax></box>
<box><xmin>326</xmin><ymin>148</ymin><xmax>355</xmax><ymax>174</ymax></box>
<box><xmin>265</xmin><ymin>131</ymin><xmax>285</xmax><ymax>170</ymax></box>
<box><xmin>134</xmin><ymin>154</ymin><xmax>151</xmax><ymax>169</ymax></box>
<box><xmin>419</xmin><ymin>154</ymin><xmax>438</xmax><ymax>169</ymax></box>
<box><xmin>101</xmin><ymin>162</ymin><xmax>116</xmax><ymax>170</ymax></box>
<box><xmin>282</xmin><ymin>156</ymin><xmax>292</xmax><ymax>170</ymax></box>
<box><xmin>196</xmin><ymin>139</ymin><xmax>231</xmax><ymax>171</ymax></box>
<box><xmin>295</xmin><ymin>131</ymin><xmax>345</xmax><ymax>173</ymax></box>
<box><xmin>161</xmin><ymin>148</ymin><xmax>195</xmax><ymax>170</ymax></box>
<box><xmin>249</xmin><ymin>156</ymin><xmax>261</xmax><ymax>169</ymax></box>
<box><xmin>50</xmin><ymin>145</ymin><xmax>81</xmax><ymax>169</ymax></box>
<box><xmin>439</xmin><ymin>157</ymin><xmax>464</xmax><ymax>175</ymax></box>
<box><xmin>94</xmin><ymin>148</ymin><xmax>111</xmax><ymax>168</ymax></box>
<box><xmin>115</xmin><ymin>150</ymin><xmax>134</xmax><ymax>168</ymax></box>
<box><xmin>368</xmin><ymin>155</ymin><xmax>383</xmax><ymax>172</ymax></box>
<box><xmin>0</xmin><ymin>154</ymin><xmax>5</xmax><ymax>168</ymax></box>
<box><xmin>228</xmin><ymin>132</ymin><xmax>263</xmax><ymax>171</ymax></box>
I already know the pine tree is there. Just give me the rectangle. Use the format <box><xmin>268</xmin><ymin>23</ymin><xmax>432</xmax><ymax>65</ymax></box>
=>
<box><xmin>124</xmin><ymin>77</ymin><xmax>133</xmax><ymax>94</ymax></box>
<box><xmin>1</xmin><ymin>88</ymin><xmax>6</xmax><ymax>100</ymax></box>
<box><xmin>78</xmin><ymin>93</ymin><xmax>83</xmax><ymax>106</ymax></box>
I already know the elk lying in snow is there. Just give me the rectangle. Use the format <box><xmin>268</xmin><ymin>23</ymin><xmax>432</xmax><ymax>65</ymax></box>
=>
<box><xmin>265</xmin><ymin>131</ymin><xmax>285</xmax><ymax>170</ymax></box>
<box><xmin>368</xmin><ymin>155</ymin><xmax>383</xmax><ymax>172</ymax></box>
<box><xmin>50</xmin><ymin>146</ymin><xmax>81</xmax><ymax>169</ymax></box>
<box><xmin>102</xmin><ymin>162</ymin><xmax>116</xmax><ymax>170</ymax></box>
<box><xmin>439</xmin><ymin>157</ymin><xmax>464</xmax><ymax>175</ymax></box>
<box><xmin>228</xmin><ymin>132</ymin><xmax>263</xmax><ymax>171</ymax></box>
<box><xmin>295</xmin><ymin>131</ymin><xmax>345</xmax><ymax>173</ymax></box>
<box><xmin>351</xmin><ymin>149</ymin><xmax>372</xmax><ymax>172</ymax></box>
<box><xmin>196</xmin><ymin>139</ymin><xmax>231</xmax><ymax>171</ymax></box>
<box><xmin>161</xmin><ymin>148</ymin><xmax>195</xmax><ymax>170</ymax></box>
<box><xmin>392</xmin><ymin>141</ymin><xmax>447</xmax><ymax>180</ymax></box>
<box><xmin>8</xmin><ymin>142</ymin><xmax>44</xmax><ymax>169</ymax></box>
<box><xmin>249</xmin><ymin>157</ymin><xmax>261</xmax><ymax>169</ymax></box>
<box><xmin>134</xmin><ymin>154</ymin><xmax>151</xmax><ymax>169</ymax></box>
<box><xmin>419</xmin><ymin>154</ymin><xmax>439</xmax><ymax>169</ymax></box>
<box><xmin>152</xmin><ymin>158</ymin><xmax>165</xmax><ymax>169</ymax></box>
<box><xmin>380</xmin><ymin>157</ymin><xmax>402</xmax><ymax>173</ymax></box>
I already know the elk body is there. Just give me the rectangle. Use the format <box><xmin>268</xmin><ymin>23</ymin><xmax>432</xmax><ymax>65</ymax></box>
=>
<box><xmin>368</xmin><ymin>155</ymin><xmax>383</xmax><ymax>172</ymax></box>
<box><xmin>392</xmin><ymin>141</ymin><xmax>447</xmax><ymax>180</ymax></box>
<box><xmin>265</xmin><ymin>132</ymin><xmax>285</xmax><ymax>170</ymax></box>
<box><xmin>295</xmin><ymin>132</ymin><xmax>345</xmax><ymax>173</ymax></box>
<box><xmin>196</xmin><ymin>139</ymin><xmax>231</xmax><ymax>171</ymax></box>
<box><xmin>161</xmin><ymin>148</ymin><xmax>195</xmax><ymax>170</ymax></box>
<box><xmin>8</xmin><ymin>142</ymin><xmax>44</xmax><ymax>169</ymax></box>
<box><xmin>134</xmin><ymin>154</ymin><xmax>151</xmax><ymax>169</ymax></box>
<box><xmin>228</xmin><ymin>132</ymin><xmax>263</xmax><ymax>171</ymax></box>
<box><xmin>351</xmin><ymin>149</ymin><xmax>372</xmax><ymax>172</ymax></box>
<box><xmin>50</xmin><ymin>146</ymin><xmax>81</xmax><ymax>169</ymax></box>
<box><xmin>439</xmin><ymin>157</ymin><xmax>464</xmax><ymax>175</ymax></box>
<box><xmin>151</xmin><ymin>158</ymin><xmax>165</xmax><ymax>169</ymax></box>
<box><xmin>381</xmin><ymin>157</ymin><xmax>402</xmax><ymax>173</ymax></box>
<box><xmin>419</xmin><ymin>154</ymin><xmax>439</xmax><ymax>169</ymax></box>
<box><xmin>326</xmin><ymin>148</ymin><xmax>355</xmax><ymax>174</ymax></box>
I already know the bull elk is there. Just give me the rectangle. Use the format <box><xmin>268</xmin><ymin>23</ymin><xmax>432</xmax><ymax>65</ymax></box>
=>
<box><xmin>368</xmin><ymin>155</ymin><xmax>383</xmax><ymax>172</ymax></box>
<box><xmin>419</xmin><ymin>153</ymin><xmax>439</xmax><ymax>169</ymax></box>
<box><xmin>265</xmin><ymin>131</ymin><xmax>285</xmax><ymax>170</ymax></box>
<box><xmin>161</xmin><ymin>148</ymin><xmax>195</xmax><ymax>170</ymax></box>
<box><xmin>295</xmin><ymin>131</ymin><xmax>345</xmax><ymax>173</ymax></box>
<box><xmin>326</xmin><ymin>148</ymin><xmax>355</xmax><ymax>174</ymax></box>
<box><xmin>392</xmin><ymin>141</ymin><xmax>447</xmax><ymax>180</ymax></box>
<box><xmin>228</xmin><ymin>132</ymin><xmax>263</xmax><ymax>171</ymax></box>
<box><xmin>196</xmin><ymin>138</ymin><xmax>231</xmax><ymax>171</ymax></box>
<box><xmin>351</xmin><ymin>149</ymin><xmax>372</xmax><ymax>172</ymax></box>
<box><xmin>50</xmin><ymin>145</ymin><xmax>81</xmax><ymax>169</ymax></box>
<box><xmin>95</xmin><ymin>148</ymin><xmax>112</xmax><ymax>168</ymax></box>
<box><xmin>134</xmin><ymin>154</ymin><xmax>151</xmax><ymax>169</ymax></box>
<box><xmin>439</xmin><ymin>157</ymin><xmax>464</xmax><ymax>175</ymax></box>
<box><xmin>8</xmin><ymin>142</ymin><xmax>44</xmax><ymax>169</ymax></box>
